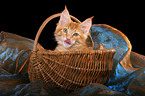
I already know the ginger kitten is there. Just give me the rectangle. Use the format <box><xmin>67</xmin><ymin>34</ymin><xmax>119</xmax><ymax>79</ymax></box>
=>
<box><xmin>54</xmin><ymin>8</ymin><xmax>93</xmax><ymax>52</ymax></box>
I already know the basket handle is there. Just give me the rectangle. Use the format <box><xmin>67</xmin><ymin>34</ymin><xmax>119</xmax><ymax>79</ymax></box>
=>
<box><xmin>33</xmin><ymin>13</ymin><xmax>94</xmax><ymax>51</ymax></box>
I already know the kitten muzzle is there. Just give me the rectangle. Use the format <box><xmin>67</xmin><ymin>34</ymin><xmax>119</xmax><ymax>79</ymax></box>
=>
<box><xmin>64</xmin><ymin>38</ymin><xmax>71</xmax><ymax>44</ymax></box>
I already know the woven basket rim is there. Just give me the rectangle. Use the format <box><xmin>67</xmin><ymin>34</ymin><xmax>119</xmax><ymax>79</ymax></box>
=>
<box><xmin>34</xmin><ymin>49</ymin><xmax>116</xmax><ymax>55</ymax></box>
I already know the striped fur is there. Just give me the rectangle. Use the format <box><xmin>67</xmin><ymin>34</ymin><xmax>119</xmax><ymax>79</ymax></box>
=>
<box><xmin>54</xmin><ymin>8</ymin><xmax>93</xmax><ymax>52</ymax></box>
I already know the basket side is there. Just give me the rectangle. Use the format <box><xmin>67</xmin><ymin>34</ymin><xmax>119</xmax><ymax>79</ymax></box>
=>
<box><xmin>28</xmin><ymin>49</ymin><xmax>116</xmax><ymax>91</ymax></box>
<box><xmin>28</xmin><ymin>51</ymin><xmax>42</xmax><ymax>81</ymax></box>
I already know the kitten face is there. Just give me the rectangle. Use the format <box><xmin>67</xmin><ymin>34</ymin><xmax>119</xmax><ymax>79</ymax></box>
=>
<box><xmin>55</xmin><ymin>22</ymin><xmax>86</xmax><ymax>48</ymax></box>
<box><xmin>54</xmin><ymin>7</ymin><xmax>93</xmax><ymax>49</ymax></box>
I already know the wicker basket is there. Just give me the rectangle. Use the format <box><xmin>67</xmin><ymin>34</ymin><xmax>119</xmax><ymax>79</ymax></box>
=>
<box><xmin>28</xmin><ymin>13</ymin><xmax>116</xmax><ymax>91</ymax></box>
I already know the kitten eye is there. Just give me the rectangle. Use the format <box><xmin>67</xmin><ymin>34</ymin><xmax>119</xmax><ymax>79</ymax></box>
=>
<box><xmin>73</xmin><ymin>33</ymin><xmax>79</xmax><ymax>36</ymax></box>
<box><xmin>63</xmin><ymin>28</ymin><xmax>68</xmax><ymax>33</ymax></box>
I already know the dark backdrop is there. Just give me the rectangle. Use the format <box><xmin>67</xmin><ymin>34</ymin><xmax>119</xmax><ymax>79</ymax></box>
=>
<box><xmin>0</xmin><ymin>1</ymin><xmax>144</xmax><ymax>55</ymax></box>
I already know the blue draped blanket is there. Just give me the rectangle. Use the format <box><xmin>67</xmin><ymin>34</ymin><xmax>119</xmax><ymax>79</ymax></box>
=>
<box><xmin>0</xmin><ymin>24</ymin><xmax>144</xmax><ymax>96</ymax></box>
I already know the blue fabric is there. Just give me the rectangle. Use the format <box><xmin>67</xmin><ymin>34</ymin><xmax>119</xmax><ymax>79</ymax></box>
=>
<box><xmin>91</xmin><ymin>25</ymin><xmax>129</xmax><ymax>82</ymax></box>
<box><xmin>0</xmin><ymin>25</ymin><xmax>145</xmax><ymax>95</ymax></box>
<box><xmin>90</xmin><ymin>24</ymin><xmax>145</xmax><ymax>95</ymax></box>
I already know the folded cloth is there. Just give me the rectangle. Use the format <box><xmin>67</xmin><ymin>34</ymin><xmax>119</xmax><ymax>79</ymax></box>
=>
<box><xmin>0</xmin><ymin>31</ymin><xmax>44</xmax><ymax>75</ymax></box>
<box><xmin>0</xmin><ymin>24</ymin><xmax>145</xmax><ymax>96</ymax></box>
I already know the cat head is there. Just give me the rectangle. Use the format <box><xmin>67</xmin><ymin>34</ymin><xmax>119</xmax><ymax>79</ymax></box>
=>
<box><xmin>54</xmin><ymin>7</ymin><xmax>93</xmax><ymax>48</ymax></box>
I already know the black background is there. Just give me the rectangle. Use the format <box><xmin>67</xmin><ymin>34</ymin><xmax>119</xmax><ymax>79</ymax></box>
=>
<box><xmin>0</xmin><ymin>1</ymin><xmax>144</xmax><ymax>55</ymax></box>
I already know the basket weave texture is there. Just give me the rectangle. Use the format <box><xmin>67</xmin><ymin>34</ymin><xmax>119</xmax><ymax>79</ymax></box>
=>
<box><xmin>28</xmin><ymin>13</ymin><xmax>116</xmax><ymax>91</ymax></box>
<box><xmin>28</xmin><ymin>49</ymin><xmax>115</xmax><ymax>90</ymax></box>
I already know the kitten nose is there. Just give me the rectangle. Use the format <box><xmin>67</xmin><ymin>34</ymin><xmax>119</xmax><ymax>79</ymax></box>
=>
<box><xmin>65</xmin><ymin>38</ymin><xmax>71</xmax><ymax>44</ymax></box>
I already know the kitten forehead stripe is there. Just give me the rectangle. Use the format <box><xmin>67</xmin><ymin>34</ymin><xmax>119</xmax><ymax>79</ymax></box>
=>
<box><xmin>68</xmin><ymin>22</ymin><xmax>79</xmax><ymax>30</ymax></box>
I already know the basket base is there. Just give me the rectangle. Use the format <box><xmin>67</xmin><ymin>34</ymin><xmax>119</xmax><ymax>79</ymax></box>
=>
<box><xmin>29</xmin><ymin>70</ymin><xmax>111</xmax><ymax>91</ymax></box>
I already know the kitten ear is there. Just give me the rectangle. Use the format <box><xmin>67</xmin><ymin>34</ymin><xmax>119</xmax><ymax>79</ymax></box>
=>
<box><xmin>79</xmin><ymin>16</ymin><xmax>93</xmax><ymax>36</ymax></box>
<box><xmin>58</xmin><ymin>6</ymin><xmax>71</xmax><ymax>27</ymax></box>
